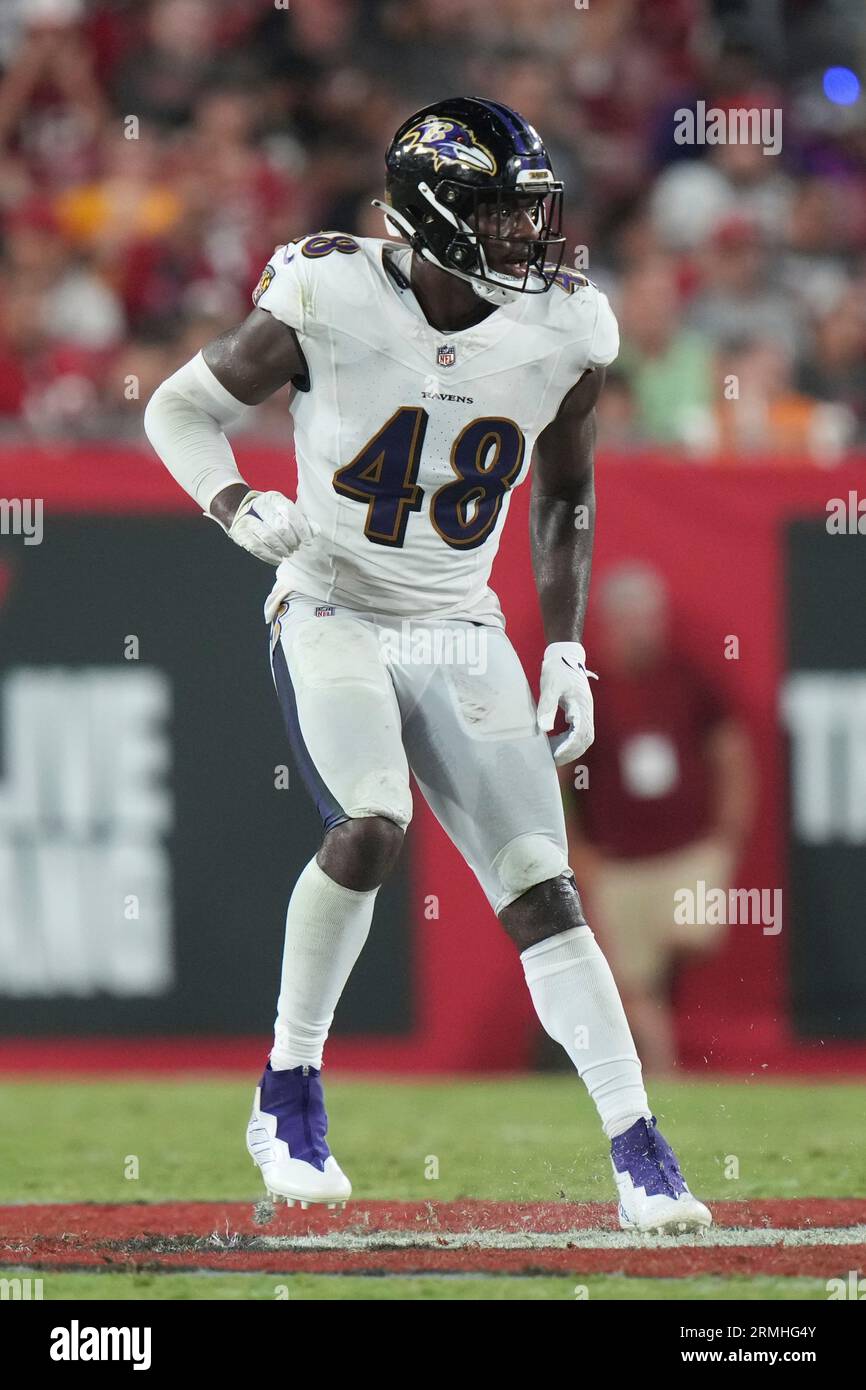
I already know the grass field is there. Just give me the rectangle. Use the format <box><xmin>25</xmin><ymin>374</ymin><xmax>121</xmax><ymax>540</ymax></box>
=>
<box><xmin>1</xmin><ymin>1075</ymin><xmax>863</xmax><ymax>1300</ymax></box>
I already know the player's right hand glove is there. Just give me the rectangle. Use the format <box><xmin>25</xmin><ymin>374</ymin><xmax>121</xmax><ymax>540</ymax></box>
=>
<box><xmin>216</xmin><ymin>488</ymin><xmax>319</xmax><ymax>565</ymax></box>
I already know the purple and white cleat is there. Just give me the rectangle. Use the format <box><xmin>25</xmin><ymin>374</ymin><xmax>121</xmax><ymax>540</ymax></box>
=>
<box><xmin>246</xmin><ymin>1062</ymin><xmax>351</xmax><ymax>1210</ymax></box>
<box><xmin>611</xmin><ymin>1116</ymin><xmax>712</xmax><ymax>1235</ymax></box>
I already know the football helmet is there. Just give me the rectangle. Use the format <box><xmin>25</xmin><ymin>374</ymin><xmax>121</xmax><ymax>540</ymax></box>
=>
<box><xmin>374</xmin><ymin>97</ymin><xmax>566</xmax><ymax>303</ymax></box>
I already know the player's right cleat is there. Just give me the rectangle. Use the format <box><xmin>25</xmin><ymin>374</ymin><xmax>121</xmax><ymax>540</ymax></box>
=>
<box><xmin>611</xmin><ymin>1115</ymin><xmax>712</xmax><ymax>1235</ymax></box>
<box><xmin>246</xmin><ymin>1062</ymin><xmax>351</xmax><ymax>1209</ymax></box>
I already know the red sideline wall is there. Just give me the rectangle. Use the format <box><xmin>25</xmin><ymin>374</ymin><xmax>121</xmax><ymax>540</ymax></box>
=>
<box><xmin>2</xmin><ymin>444</ymin><xmax>865</xmax><ymax>1075</ymax></box>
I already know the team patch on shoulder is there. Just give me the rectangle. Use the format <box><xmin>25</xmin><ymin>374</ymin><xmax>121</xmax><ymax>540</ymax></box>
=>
<box><xmin>252</xmin><ymin>262</ymin><xmax>275</xmax><ymax>305</ymax></box>
<box><xmin>552</xmin><ymin>266</ymin><xmax>590</xmax><ymax>294</ymax></box>
<box><xmin>301</xmin><ymin>234</ymin><xmax>360</xmax><ymax>259</ymax></box>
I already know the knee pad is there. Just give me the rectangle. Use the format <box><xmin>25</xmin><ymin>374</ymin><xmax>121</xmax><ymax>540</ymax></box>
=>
<box><xmin>492</xmin><ymin>833</ymin><xmax>570</xmax><ymax>899</ymax></box>
<box><xmin>344</xmin><ymin>782</ymin><xmax>413</xmax><ymax>829</ymax></box>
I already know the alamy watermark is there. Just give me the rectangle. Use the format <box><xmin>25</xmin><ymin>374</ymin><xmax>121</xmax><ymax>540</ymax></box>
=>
<box><xmin>826</xmin><ymin>491</ymin><xmax>866</xmax><ymax>533</ymax></box>
<box><xmin>1</xmin><ymin>1276</ymin><xmax>43</xmax><ymax>1299</ymax></box>
<box><xmin>0</xmin><ymin>497</ymin><xmax>43</xmax><ymax>545</ymax></box>
<box><xmin>50</xmin><ymin>1322</ymin><xmax>151</xmax><ymax>1370</ymax></box>
<box><xmin>674</xmin><ymin>101</ymin><xmax>782</xmax><ymax>156</ymax></box>
<box><xmin>378</xmin><ymin>620</ymin><xmax>488</xmax><ymax>675</ymax></box>
<box><xmin>674</xmin><ymin>881</ymin><xmax>782</xmax><ymax>935</ymax></box>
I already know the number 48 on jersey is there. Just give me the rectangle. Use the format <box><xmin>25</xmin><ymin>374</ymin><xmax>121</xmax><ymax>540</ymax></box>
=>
<box><xmin>333</xmin><ymin>408</ymin><xmax>525</xmax><ymax>550</ymax></box>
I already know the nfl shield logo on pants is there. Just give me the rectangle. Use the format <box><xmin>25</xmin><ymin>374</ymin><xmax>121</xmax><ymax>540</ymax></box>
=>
<box><xmin>437</xmin><ymin>343</ymin><xmax>456</xmax><ymax>368</ymax></box>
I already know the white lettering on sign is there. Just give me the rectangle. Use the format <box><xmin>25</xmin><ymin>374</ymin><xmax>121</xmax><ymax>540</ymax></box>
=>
<box><xmin>0</xmin><ymin>668</ymin><xmax>174</xmax><ymax>995</ymax></box>
<box><xmin>780</xmin><ymin>673</ymin><xmax>866</xmax><ymax>843</ymax></box>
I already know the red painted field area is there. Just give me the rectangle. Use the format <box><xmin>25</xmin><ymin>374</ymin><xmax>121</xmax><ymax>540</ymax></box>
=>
<box><xmin>2</xmin><ymin>1200</ymin><xmax>864</xmax><ymax>1278</ymax></box>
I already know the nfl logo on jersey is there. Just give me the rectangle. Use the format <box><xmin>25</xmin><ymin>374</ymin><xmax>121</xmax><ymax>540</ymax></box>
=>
<box><xmin>437</xmin><ymin>343</ymin><xmax>456</xmax><ymax>368</ymax></box>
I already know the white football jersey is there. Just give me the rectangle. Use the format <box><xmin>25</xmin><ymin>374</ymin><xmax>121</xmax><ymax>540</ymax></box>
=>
<box><xmin>253</xmin><ymin>234</ymin><xmax>619</xmax><ymax>626</ymax></box>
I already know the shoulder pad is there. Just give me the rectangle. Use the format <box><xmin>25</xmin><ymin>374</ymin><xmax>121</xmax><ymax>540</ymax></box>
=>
<box><xmin>547</xmin><ymin>272</ymin><xmax>620</xmax><ymax>369</ymax></box>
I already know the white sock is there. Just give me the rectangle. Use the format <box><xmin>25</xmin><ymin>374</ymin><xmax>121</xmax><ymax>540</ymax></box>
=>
<box><xmin>270</xmin><ymin>857</ymin><xmax>378</xmax><ymax>1071</ymax></box>
<box><xmin>521</xmin><ymin>924</ymin><xmax>652</xmax><ymax>1139</ymax></box>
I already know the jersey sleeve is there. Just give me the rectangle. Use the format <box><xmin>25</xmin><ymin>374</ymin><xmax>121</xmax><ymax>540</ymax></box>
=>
<box><xmin>251</xmin><ymin>242</ymin><xmax>309</xmax><ymax>333</ymax></box>
<box><xmin>587</xmin><ymin>286</ymin><xmax>620</xmax><ymax>368</ymax></box>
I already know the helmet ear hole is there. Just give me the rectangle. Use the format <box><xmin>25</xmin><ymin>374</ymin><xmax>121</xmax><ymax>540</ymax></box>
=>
<box><xmin>449</xmin><ymin>242</ymin><xmax>477</xmax><ymax>269</ymax></box>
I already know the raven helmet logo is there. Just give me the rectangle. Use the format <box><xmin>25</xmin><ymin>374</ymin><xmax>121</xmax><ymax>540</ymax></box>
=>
<box><xmin>437</xmin><ymin>344</ymin><xmax>456</xmax><ymax>368</ymax></box>
<box><xmin>402</xmin><ymin>118</ymin><xmax>497</xmax><ymax>175</ymax></box>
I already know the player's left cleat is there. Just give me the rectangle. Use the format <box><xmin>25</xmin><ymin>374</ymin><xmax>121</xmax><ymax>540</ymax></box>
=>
<box><xmin>246</xmin><ymin>1062</ymin><xmax>351</xmax><ymax>1210</ymax></box>
<box><xmin>611</xmin><ymin>1115</ymin><xmax>712</xmax><ymax>1235</ymax></box>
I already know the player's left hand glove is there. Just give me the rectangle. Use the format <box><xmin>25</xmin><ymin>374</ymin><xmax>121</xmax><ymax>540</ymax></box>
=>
<box><xmin>537</xmin><ymin>640</ymin><xmax>598</xmax><ymax>766</ymax></box>
<box><xmin>216</xmin><ymin>488</ymin><xmax>319</xmax><ymax>566</ymax></box>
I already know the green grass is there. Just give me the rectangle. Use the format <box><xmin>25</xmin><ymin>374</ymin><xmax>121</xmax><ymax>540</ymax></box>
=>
<box><xmin>0</xmin><ymin>1271</ymin><xmax>834</xmax><ymax>1301</ymax></box>
<box><xmin>1</xmin><ymin>1075</ymin><xmax>862</xmax><ymax>1205</ymax></box>
<box><xmin>1</xmin><ymin>1076</ymin><xmax>861</xmax><ymax>1300</ymax></box>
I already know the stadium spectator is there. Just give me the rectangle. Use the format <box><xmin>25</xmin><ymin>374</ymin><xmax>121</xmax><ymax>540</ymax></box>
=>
<box><xmin>0</xmin><ymin>0</ymin><xmax>106</xmax><ymax>190</ymax></box>
<box><xmin>713</xmin><ymin>337</ymin><xmax>856</xmax><ymax>461</ymax></box>
<box><xmin>596</xmin><ymin>370</ymin><xmax>642</xmax><ymax>450</ymax></box>
<box><xmin>688</xmin><ymin>214</ymin><xmax>804</xmax><ymax>355</ymax></box>
<box><xmin>649</xmin><ymin>104</ymin><xmax>794</xmax><ymax>253</ymax></box>
<box><xmin>615</xmin><ymin>256</ymin><xmax>716</xmax><ymax>446</ymax></box>
<box><xmin>799</xmin><ymin>283</ymin><xmax>866</xmax><ymax>446</ymax></box>
<box><xmin>563</xmin><ymin>564</ymin><xmax>755</xmax><ymax>1073</ymax></box>
<box><xmin>111</xmin><ymin>0</ymin><xmax>222</xmax><ymax>132</ymax></box>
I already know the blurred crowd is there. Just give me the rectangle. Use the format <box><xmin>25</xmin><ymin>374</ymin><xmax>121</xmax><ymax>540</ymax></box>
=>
<box><xmin>1</xmin><ymin>0</ymin><xmax>865</xmax><ymax>456</ymax></box>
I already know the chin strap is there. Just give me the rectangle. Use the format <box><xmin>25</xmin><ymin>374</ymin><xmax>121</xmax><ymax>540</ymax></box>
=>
<box><xmin>470</xmin><ymin>274</ymin><xmax>522</xmax><ymax>305</ymax></box>
<box><xmin>370</xmin><ymin>195</ymin><xmax>523</xmax><ymax>306</ymax></box>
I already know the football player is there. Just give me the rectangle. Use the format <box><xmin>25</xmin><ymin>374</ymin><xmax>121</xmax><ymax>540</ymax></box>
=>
<box><xmin>145</xmin><ymin>98</ymin><xmax>711</xmax><ymax>1234</ymax></box>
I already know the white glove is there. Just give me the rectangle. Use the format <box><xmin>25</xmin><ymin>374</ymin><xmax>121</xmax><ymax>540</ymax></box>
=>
<box><xmin>537</xmin><ymin>640</ymin><xmax>598</xmax><ymax>766</ymax></box>
<box><xmin>215</xmin><ymin>489</ymin><xmax>319</xmax><ymax>565</ymax></box>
